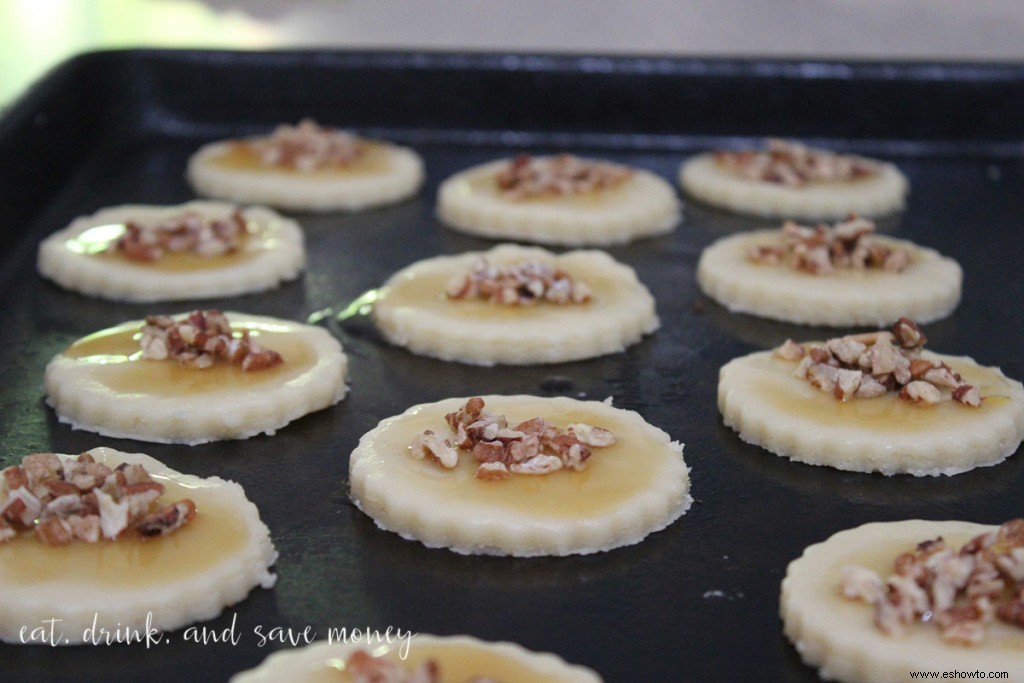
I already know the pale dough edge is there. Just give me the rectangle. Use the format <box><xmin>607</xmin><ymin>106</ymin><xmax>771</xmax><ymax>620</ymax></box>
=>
<box><xmin>349</xmin><ymin>395</ymin><xmax>692</xmax><ymax>557</ymax></box>
<box><xmin>680</xmin><ymin>153</ymin><xmax>908</xmax><ymax>220</ymax></box>
<box><xmin>0</xmin><ymin>447</ymin><xmax>277</xmax><ymax>645</ymax></box>
<box><xmin>36</xmin><ymin>201</ymin><xmax>306</xmax><ymax>302</ymax></box>
<box><xmin>780</xmin><ymin>520</ymin><xmax>1023</xmax><ymax>683</ymax></box>
<box><xmin>187</xmin><ymin>141</ymin><xmax>424</xmax><ymax>212</ymax></box>
<box><xmin>437</xmin><ymin>158</ymin><xmax>681</xmax><ymax>246</ymax></box>
<box><xmin>43</xmin><ymin>313</ymin><xmax>349</xmax><ymax>445</ymax></box>
<box><xmin>718</xmin><ymin>350</ymin><xmax>1024</xmax><ymax>476</ymax></box>
<box><xmin>696</xmin><ymin>230</ymin><xmax>962</xmax><ymax>326</ymax></box>
<box><xmin>372</xmin><ymin>244</ymin><xmax>660</xmax><ymax>366</ymax></box>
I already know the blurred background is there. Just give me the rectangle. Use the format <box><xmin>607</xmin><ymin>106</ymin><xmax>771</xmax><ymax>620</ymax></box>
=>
<box><xmin>2</xmin><ymin>0</ymin><xmax>1023</xmax><ymax>110</ymax></box>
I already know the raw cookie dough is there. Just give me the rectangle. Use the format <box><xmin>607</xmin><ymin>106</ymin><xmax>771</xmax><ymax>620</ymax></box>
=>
<box><xmin>437</xmin><ymin>154</ymin><xmax>680</xmax><ymax>245</ymax></box>
<box><xmin>0</xmin><ymin>447</ymin><xmax>277</xmax><ymax>645</ymax></box>
<box><xmin>349</xmin><ymin>395</ymin><xmax>691</xmax><ymax>556</ymax></box>
<box><xmin>697</xmin><ymin>217</ymin><xmax>962</xmax><ymax>326</ymax></box>
<box><xmin>44</xmin><ymin>311</ymin><xmax>348</xmax><ymax>445</ymax></box>
<box><xmin>187</xmin><ymin>120</ymin><xmax>424</xmax><ymax>211</ymax></box>
<box><xmin>679</xmin><ymin>139</ymin><xmax>908</xmax><ymax>219</ymax></box>
<box><xmin>37</xmin><ymin>201</ymin><xmax>305</xmax><ymax>302</ymax></box>
<box><xmin>718</xmin><ymin>323</ymin><xmax>1024</xmax><ymax>475</ymax></box>
<box><xmin>781</xmin><ymin>520</ymin><xmax>1024</xmax><ymax>683</ymax></box>
<box><xmin>230</xmin><ymin>633</ymin><xmax>603</xmax><ymax>683</ymax></box>
<box><xmin>372</xmin><ymin>243</ymin><xmax>659</xmax><ymax>365</ymax></box>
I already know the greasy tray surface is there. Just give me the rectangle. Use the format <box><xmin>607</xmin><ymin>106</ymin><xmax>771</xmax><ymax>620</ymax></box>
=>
<box><xmin>1</xmin><ymin>50</ymin><xmax>1023</xmax><ymax>682</ymax></box>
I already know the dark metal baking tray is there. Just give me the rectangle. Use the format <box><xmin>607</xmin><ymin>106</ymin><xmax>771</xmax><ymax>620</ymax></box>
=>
<box><xmin>1</xmin><ymin>49</ymin><xmax>1022</xmax><ymax>683</ymax></box>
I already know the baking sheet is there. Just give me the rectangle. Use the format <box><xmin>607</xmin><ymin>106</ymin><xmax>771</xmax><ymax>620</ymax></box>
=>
<box><xmin>1</xmin><ymin>49</ymin><xmax>1023</xmax><ymax>683</ymax></box>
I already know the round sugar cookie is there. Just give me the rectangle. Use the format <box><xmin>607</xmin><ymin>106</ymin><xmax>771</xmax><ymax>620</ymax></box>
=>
<box><xmin>679</xmin><ymin>144</ymin><xmax>908</xmax><ymax>219</ymax></box>
<box><xmin>718</xmin><ymin>343</ymin><xmax>1024</xmax><ymax>476</ymax></box>
<box><xmin>371</xmin><ymin>243</ymin><xmax>659</xmax><ymax>365</ymax></box>
<box><xmin>697</xmin><ymin>227</ymin><xmax>962</xmax><ymax>326</ymax></box>
<box><xmin>187</xmin><ymin>121</ymin><xmax>423</xmax><ymax>212</ymax></box>
<box><xmin>437</xmin><ymin>155</ymin><xmax>681</xmax><ymax>245</ymax></box>
<box><xmin>0</xmin><ymin>447</ymin><xmax>277</xmax><ymax>645</ymax></box>
<box><xmin>43</xmin><ymin>311</ymin><xmax>348</xmax><ymax>445</ymax></box>
<box><xmin>349</xmin><ymin>395</ymin><xmax>691</xmax><ymax>557</ymax></box>
<box><xmin>37</xmin><ymin>201</ymin><xmax>305</xmax><ymax>302</ymax></box>
<box><xmin>781</xmin><ymin>520</ymin><xmax>1024</xmax><ymax>683</ymax></box>
<box><xmin>230</xmin><ymin>634</ymin><xmax>603</xmax><ymax>683</ymax></box>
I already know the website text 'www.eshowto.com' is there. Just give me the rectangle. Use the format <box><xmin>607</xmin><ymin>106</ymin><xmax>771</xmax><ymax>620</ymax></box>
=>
<box><xmin>909</xmin><ymin>671</ymin><xmax>1009</xmax><ymax>680</ymax></box>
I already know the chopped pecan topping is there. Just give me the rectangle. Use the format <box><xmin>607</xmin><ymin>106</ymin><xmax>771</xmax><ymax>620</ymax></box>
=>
<box><xmin>0</xmin><ymin>452</ymin><xmax>195</xmax><ymax>546</ymax></box>
<box><xmin>495</xmin><ymin>154</ymin><xmax>633</xmax><ymax>200</ymax></box>
<box><xmin>139</xmin><ymin>310</ymin><xmax>283</xmax><ymax>372</ymax></box>
<box><xmin>840</xmin><ymin>519</ymin><xmax>1024</xmax><ymax>645</ymax></box>
<box><xmin>410</xmin><ymin>430</ymin><xmax>459</xmax><ymax>469</ymax></box>
<box><xmin>245</xmin><ymin>118</ymin><xmax>365</xmax><ymax>171</ymax></box>
<box><xmin>342</xmin><ymin>649</ymin><xmax>501</xmax><ymax>683</ymax></box>
<box><xmin>715</xmin><ymin>138</ymin><xmax>879</xmax><ymax>187</ymax></box>
<box><xmin>446</xmin><ymin>257</ymin><xmax>592</xmax><ymax>306</ymax></box>
<box><xmin>747</xmin><ymin>215</ymin><xmax>911</xmax><ymax>275</ymax></box>
<box><xmin>136</xmin><ymin>500</ymin><xmax>197</xmax><ymax>537</ymax></box>
<box><xmin>409</xmin><ymin>397</ymin><xmax>615</xmax><ymax>480</ymax></box>
<box><xmin>782</xmin><ymin>318</ymin><xmax>980</xmax><ymax>406</ymax></box>
<box><xmin>110</xmin><ymin>210</ymin><xmax>247</xmax><ymax>262</ymax></box>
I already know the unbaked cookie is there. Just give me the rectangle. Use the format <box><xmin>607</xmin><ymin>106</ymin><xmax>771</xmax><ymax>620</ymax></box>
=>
<box><xmin>781</xmin><ymin>519</ymin><xmax>1024</xmax><ymax>683</ymax></box>
<box><xmin>437</xmin><ymin>154</ymin><xmax>681</xmax><ymax>245</ymax></box>
<box><xmin>37</xmin><ymin>201</ymin><xmax>305</xmax><ymax>302</ymax></box>
<box><xmin>349</xmin><ymin>395</ymin><xmax>691</xmax><ymax>556</ymax></box>
<box><xmin>44</xmin><ymin>310</ymin><xmax>348</xmax><ymax>445</ymax></box>
<box><xmin>231</xmin><ymin>633</ymin><xmax>603</xmax><ymax>683</ymax></box>
<box><xmin>697</xmin><ymin>215</ymin><xmax>962</xmax><ymax>325</ymax></box>
<box><xmin>680</xmin><ymin>139</ymin><xmax>908</xmax><ymax>219</ymax></box>
<box><xmin>371</xmin><ymin>243</ymin><xmax>659</xmax><ymax>365</ymax></box>
<box><xmin>0</xmin><ymin>447</ymin><xmax>276</xmax><ymax>645</ymax></box>
<box><xmin>187</xmin><ymin>119</ymin><xmax>424</xmax><ymax>211</ymax></box>
<box><xmin>718</xmin><ymin>319</ymin><xmax>1024</xmax><ymax>475</ymax></box>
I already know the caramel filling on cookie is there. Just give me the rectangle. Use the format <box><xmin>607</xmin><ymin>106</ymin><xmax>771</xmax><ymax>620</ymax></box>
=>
<box><xmin>378</xmin><ymin>267</ymin><xmax>634</xmax><ymax>323</ymax></box>
<box><xmin>212</xmin><ymin>139</ymin><xmax>393</xmax><ymax>177</ymax></box>
<box><xmin>65</xmin><ymin>221</ymin><xmax>270</xmax><ymax>272</ymax></box>
<box><xmin>63</xmin><ymin>321</ymin><xmax>316</xmax><ymax>396</ymax></box>
<box><xmin>838</xmin><ymin>521</ymin><xmax>1024</xmax><ymax>647</ymax></box>
<box><xmin>752</xmin><ymin>353</ymin><xmax>1011</xmax><ymax>433</ymax></box>
<box><xmin>714</xmin><ymin>138</ymin><xmax>878</xmax><ymax>187</ymax></box>
<box><xmin>747</xmin><ymin>215</ymin><xmax>911</xmax><ymax>275</ymax></box>
<box><xmin>411</xmin><ymin>397</ymin><xmax>615</xmax><ymax>480</ymax></box>
<box><xmin>458</xmin><ymin>160</ymin><xmax>632</xmax><ymax>206</ymax></box>
<box><xmin>446</xmin><ymin>258</ymin><xmax>592</xmax><ymax>306</ymax></box>
<box><xmin>311</xmin><ymin>643</ymin><xmax>571</xmax><ymax>683</ymax></box>
<box><xmin>491</xmin><ymin>154</ymin><xmax>634</xmax><ymax>201</ymax></box>
<box><xmin>0</xmin><ymin>475</ymin><xmax>247</xmax><ymax>588</ymax></box>
<box><xmin>372</xmin><ymin>403</ymin><xmax>661</xmax><ymax>517</ymax></box>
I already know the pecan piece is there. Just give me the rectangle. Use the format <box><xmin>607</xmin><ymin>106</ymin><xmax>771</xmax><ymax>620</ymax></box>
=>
<box><xmin>774</xmin><ymin>339</ymin><xmax>805</xmax><ymax>361</ymax></box>
<box><xmin>567</xmin><ymin>423</ymin><xmax>616</xmax><ymax>448</ymax></box>
<box><xmin>475</xmin><ymin>462</ymin><xmax>510</xmax><ymax>481</ymax></box>
<box><xmin>892</xmin><ymin>317</ymin><xmax>926</xmax><ymax>350</ymax></box>
<box><xmin>997</xmin><ymin>586</ymin><xmax>1024</xmax><ymax>627</ymax></box>
<box><xmin>136</xmin><ymin>500</ymin><xmax>197</xmax><ymax>537</ymax></box>
<box><xmin>2</xmin><ymin>466</ymin><xmax>28</xmax><ymax>492</ymax></box>
<box><xmin>840</xmin><ymin>565</ymin><xmax>884</xmax><ymax>603</ymax></box>
<box><xmin>410</xmin><ymin>430</ymin><xmax>458</xmax><ymax>469</ymax></box>
<box><xmin>34</xmin><ymin>516</ymin><xmax>73</xmax><ymax>546</ymax></box>
<box><xmin>471</xmin><ymin>440</ymin><xmax>506</xmax><ymax>464</ymax></box>
<box><xmin>509</xmin><ymin>454</ymin><xmax>563</xmax><ymax>475</ymax></box>
<box><xmin>899</xmin><ymin>381</ymin><xmax>942</xmax><ymax>405</ymax></box>
<box><xmin>952</xmin><ymin>384</ymin><xmax>981</xmax><ymax>407</ymax></box>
